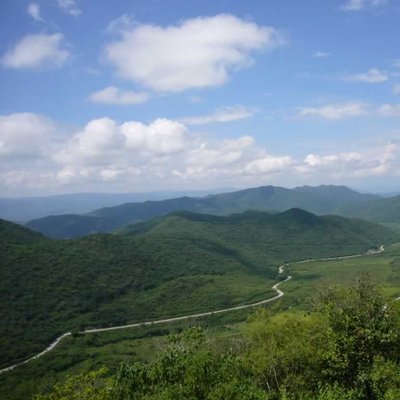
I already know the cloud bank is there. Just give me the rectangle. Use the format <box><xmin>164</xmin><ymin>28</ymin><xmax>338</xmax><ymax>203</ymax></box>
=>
<box><xmin>1</xmin><ymin>113</ymin><xmax>399</xmax><ymax>195</ymax></box>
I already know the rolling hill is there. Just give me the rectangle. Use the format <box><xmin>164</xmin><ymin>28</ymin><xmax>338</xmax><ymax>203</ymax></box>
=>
<box><xmin>1</xmin><ymin>209</ymin><xmax>397</xmax><ymax>368</ymax></box>
<box><xmin>26</xmin><ymin>185</ymin><xmax>379</xmax><ymax>239</ymax></box>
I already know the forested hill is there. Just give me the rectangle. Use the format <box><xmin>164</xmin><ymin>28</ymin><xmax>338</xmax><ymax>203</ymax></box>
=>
<box><xmin>1</xmin><ymin>210</ymin><xmax>397</xmax><ymax>368</ymax></box>
<box><xmin>26</xmin><ymin>184</ymin><xmax>379</xmax><ymax>239</ymax></box>
<box><xmin>339</xmin><ymin>194</ymin><xmax>400</xmax><ymax>223</ymax></box>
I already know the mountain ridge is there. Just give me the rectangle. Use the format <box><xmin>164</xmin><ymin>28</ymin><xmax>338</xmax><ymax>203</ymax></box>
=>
<box><xmin>25</xmin><ymin>185</ymin><xmax>382</xmax><ymax>239</ymax></box>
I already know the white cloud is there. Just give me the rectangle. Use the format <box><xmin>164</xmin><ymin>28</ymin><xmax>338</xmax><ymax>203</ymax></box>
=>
<box><xmin>105</xmin><ymin>14</ymin><xmax>285</xmax><ymax>92</ymax></box>
<box><xmin>344</xmin><ymin>68</ymin><xmax>388</xmax><ymax>83</ymax></box>
<box><xmin>393</xmin><ymin>84</ymin><xmax>400</xmax><ymax>95</ymax></box>
<box><xmin>0</xmin><ymin>113</ymin><xmax>55</xmax><ymax>159</ymax></box>
<box><xmin>299</xmin><ymin>143</ymin><xmax>399</xmax><ymax>179</ymax></box>
<box><xmin>303</xmin><ymin>152</ymin><xmax>361</xmax><ymax>168</ymax></box>
<box><xmin>1</xmin><ymin>33</ymin><xmax>70</xmax><ymax>69</ymax></box>
<box><xmin>297</xmin><ymin>102</ymin><xmax>368</xmax><ymax>120</ymax></box>
<box><xmin>340</xmin><ymin>0</ymin><xmax>388</xmax><ymax>11</ymax></box>
<box><xmin>27</xmin><ymin>3</ymin><xmax>43</xmax><ymax>22</ymax></box>
<box><xmin>121</xmin><ymin>119</ymin><xmax>188</xmax><ymax>155</ymax></box>
<box><xmin>2</xmin><ymin>113</ymin><xmax>399</xmax><ymax>195</ymax></box>
<box><xmin>56</xmin><ymin>118</ymin><xmax>189</xmax><ymax>167</ymax></box>
<box><xmin>54</xmin><ymin>124</ymin><xmax>293</xmax><ymax>185</ymax></box>
<box><xmin>180</xmin><ymin>106</ymin><xmax>255</xmax><ymax>125</ymax></box>
<box><xmin>312</xmin><ymin>51</ymin><xmax>331</xmax><ymax>58</ymax></box>
<box><xmin>89</xmin><ymin>86</ymin><xmax>149</xmax><ymax>105</ymax></box>
<box><xmin>185</xmin><ymin>136</ymin><xmax>256</xmax><ymax>171</ymax></box>
<box><xmin>244</xmin><ymin>155</ymin><xmax>292</xmax><ymax>175</ymax></box>
<box><xmin>57</xmin><ymin>0</ymin><xmax>82</xmax><ymax>16</ymax></box>
<box><xmin>378</xmin><ymin>104</ymin><xmax>400</xmax><ymax>117</ymax></box>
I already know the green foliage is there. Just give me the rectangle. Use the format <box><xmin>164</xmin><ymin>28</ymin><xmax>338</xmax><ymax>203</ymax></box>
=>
<box><xmin>315</xmin><ymin>384</ymin><xmax>362</xmax><ymax>400</ymax></box>
<box><xmin>33</xmin><ymin>367</ymin><xmax>111</xmax><ymax>400</ymax></box>
<box><xmin>318</xmin><ymin>276</ymin><xmax>400</xmax><ymax>389</ymax></box>
<box><xmin>244</xmin><ymin>309</ymin><xmax>330</xmax><ymax>395</ymax></box>
<box><xmin>244</xmin><ymin>276</ymin><xmax>400</xmax><ymax>399</ymax></box>
<box><xmin>109</xmin><ymin>327</ymin><xmax>268</xmax><ymax>400</ymax></box>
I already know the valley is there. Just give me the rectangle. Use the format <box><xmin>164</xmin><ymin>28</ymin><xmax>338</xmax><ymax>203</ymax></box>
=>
<box><xmin>1</xmin><ymin>185</ymin><xmax>400</xmax><ymax>399</ymax></box>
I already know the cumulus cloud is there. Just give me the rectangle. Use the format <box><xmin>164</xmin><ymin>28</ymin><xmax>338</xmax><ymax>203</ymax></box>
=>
<box><xmin>297</xmin><ymin>102</ymin><xmax>368</xmax><ymax>120</ymax></box>
<box><xmin>105</xmin><ymin>14</ymin><xmax>285</xmax><ymax>92</ymax></box>
<box><xmin>57</xmin><ymin>0</ymin><xmax>82</xmax><ymax>16</ymax></box>
<box><xmin>27</xmin><ymin>3</ymin><xmax>43</xmax><ymax>22</ymax></box>
<box><xmin>56</xmin><ymin>118</ymin><xmax>189</xmax><ymax>167</ymax></box>
<box><xmin>180</xmin><ymin>106</ymin><xmax>255</xmax><ymax>125</ymax></box>
<box><xmin>89</xmin><ymin>86</ymin><xmax>149</xmax><ymax>105</ymax></box>
<box><xmin>0</xmin><ymin>113</ymin><xmax>56</xmax><ymax>159</ymax></box>
<box><xmin>121</xmin><ymin>119</ymin><xmax>188</xmax><ymax>155</ymax></box>
<box><xmin>244</xmin><ymin>155</ymin><xmax>293</xmax><ymax>175</ymax></box>
<box><xmin>299</xmin><ymin>143</ymin><xmax>399</xmax><ymax>179</ymax></box>
<box><xmin>344</xmin><ymin>68</ymin><xmax>388</xmax><ymax>83</ymax></box>
<box><xmin>1</xmin><ymin>33</ymin><xmax>70</xmax><ymax>69</ymax></box>
<box><xmin>185</xmin><ymin>136</ymin><xmax>256</xmax><ymax>171</ymax></box>
<box><xmin>2</xmin><ymin>113</ymin><xmax>399</xmax><ymax>195</ymax></box>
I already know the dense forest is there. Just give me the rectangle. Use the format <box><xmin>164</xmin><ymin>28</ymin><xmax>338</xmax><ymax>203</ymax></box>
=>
<box><xmin>1</xmin><ymin>210</ymin><xmax>396</xmax><ymax>369</ymax></box>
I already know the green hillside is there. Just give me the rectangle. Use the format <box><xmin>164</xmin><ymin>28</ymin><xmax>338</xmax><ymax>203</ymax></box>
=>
<box><xmin>26</xmin><ymin>185</ymin><xmax>380</xmax><ymax>239</ymax></box>
<box><xmin>294</xmin><ymin>184</ymin><xmax>378</xmax><ymax>210</ymax></box>
<box><xmin>339</xmin><ymin>194</ymin><xmax>400</xmax><ymax>223</ymax></box>
<box><xmin>1</xmin><ymin>210</ymin><xmax>397</xmax><ymax>369</ymax></box>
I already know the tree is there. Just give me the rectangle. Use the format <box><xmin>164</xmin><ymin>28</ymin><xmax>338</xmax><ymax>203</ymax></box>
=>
<box><xmin>318</xmin><ymin>275</ymin><xmax>400</xmax><ymax>396</ymax></box>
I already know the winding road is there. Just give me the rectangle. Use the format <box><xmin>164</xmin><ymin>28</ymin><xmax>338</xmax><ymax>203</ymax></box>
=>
<box><xmin>0</xmin><ymin>245</ymin><xmax>385</xmax><ymax>375</ymax></box>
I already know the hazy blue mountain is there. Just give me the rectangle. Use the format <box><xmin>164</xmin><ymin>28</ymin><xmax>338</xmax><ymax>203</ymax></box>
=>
<box><xmin>25</xmin><ymin>185</ymin><xmax>384</xmax><ymax>239</ymax></box>
<box><xmin>0</xmin><ymin>189</ymin><xmax>231</xmax><ymax>222</ymax></box>
<box><xmin>293</xmin><ymin>185</ymin><xmax>379</xmax><ymax>210</ymax></box>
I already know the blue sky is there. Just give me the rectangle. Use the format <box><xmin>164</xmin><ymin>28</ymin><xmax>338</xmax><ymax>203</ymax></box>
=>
<box><xmin>0</xmin><ymin>0</ymin><xmax>399</xmax><ymax>196</ymax></box>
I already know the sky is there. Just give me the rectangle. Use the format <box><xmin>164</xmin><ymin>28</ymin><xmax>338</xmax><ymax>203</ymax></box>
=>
<box><xmin>0</xmin><ymin>0</ymin><xmax>400</xmax><ymax>197</ymax></box>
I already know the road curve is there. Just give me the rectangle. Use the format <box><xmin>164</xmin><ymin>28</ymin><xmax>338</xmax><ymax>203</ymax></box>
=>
<box><xmin>0</xmin><ymin>245</ymin><xmax>385</xmax><ymax>375</ymax></box>
<box><xmin>0</xmin><ymin>269</ymin><xmax>291</xmax><ymax>374</ymax></box>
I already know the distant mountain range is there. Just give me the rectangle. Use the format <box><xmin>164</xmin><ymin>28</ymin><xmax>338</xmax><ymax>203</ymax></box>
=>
<box><xmin>0</xmin><ymin>189</ymin><xmax>231</xmax><ymax>222</ymax></box>
<box><xmin>1</xmin><ymin>208</ymin><xmax>396</xmax><ymax>367</ymax></box>
<box><xmin>25</xmin><ymin>185</ymin><xmax>385</xmax><ymax>239</ymax></box>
